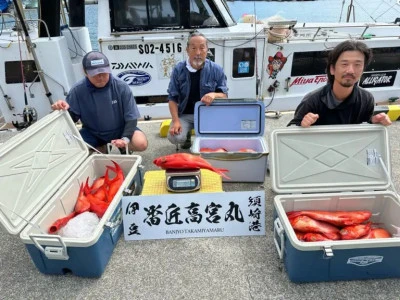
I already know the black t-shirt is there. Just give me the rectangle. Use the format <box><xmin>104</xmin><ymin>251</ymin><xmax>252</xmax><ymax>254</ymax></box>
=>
<box><xmin>182</xmin><ymin>69</ymin><xmax>201</xmax><ymax>114</ymax></box>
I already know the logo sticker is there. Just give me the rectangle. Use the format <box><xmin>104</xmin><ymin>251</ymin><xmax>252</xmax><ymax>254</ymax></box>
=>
<box><xmin>360</xmin><ymin>71</ymin><xmax>396</xmax><ymax>88</ymax></box>
<box><xmin>117</xmin><ymin>70</ymin><xmax>152</xmax><ymax>86</ymax></box>
<box><xmin>347</xmin><ymin>255</ymin><xmax>383</xmax><ymax>266</ymax></box>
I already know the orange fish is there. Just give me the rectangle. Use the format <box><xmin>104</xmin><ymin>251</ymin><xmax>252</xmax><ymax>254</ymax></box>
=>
<box><xmin>289</xmin><ymin>215</ymin><xmax>341</xmax><ymax>240</ymax></box>
<box><xmin>303</xmin><ymin>232</ymin><xmax>333</xmax><ymax>242</ymax></box>
<box><xmin>286</xmin><ymin>210</ymin><xmax>372</xmax><ymax>227</ymax></box>
<box><xmin>153</xmin><ymin>153</ymin><xmax>230</xmax><ymax>180</ymax></box>
<box><xmin>106</xmin><ymin>161</ymin><xmax>125</xmax><ymax>200</ymax></box>
<box><xmin>361</xmin><ymin>227</ymin><xmax>391</xmax><ymax>239</ymax></box>
<box><xmin>74</xmin><ymin>183</ymin><xmax>90</xmax><ymax>214</ymax></box>
<box><xmin>48</xmin><ymin>211</ymin><xmax>77</xmax><ymax>234</ymax></box>
<box><xmin>340</xmin><ymin>222</ymin><xmax>371</xmax><ymax>240</ymax></box>
<box><xmin>200</xmin><ymin>147</ymin><xmax>228</xmax><ymax>153</ymax></box>
<box><xmin>238</xmin><ymin>148</ymin><xmax>256</xmax><ymax>153</ymax></box>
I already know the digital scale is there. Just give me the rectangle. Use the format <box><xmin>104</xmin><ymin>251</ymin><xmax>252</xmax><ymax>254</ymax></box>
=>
<box><xmin>165</xmin><ymin>168</ymin><xmax>202</xmax><ymax>193</ymax></box>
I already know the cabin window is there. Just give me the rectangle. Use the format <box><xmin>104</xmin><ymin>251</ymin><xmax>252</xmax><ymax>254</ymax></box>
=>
<box><xmin>110</xmin><ymin>0</ymin><xmax>181</xmax><ymax>31</ymax></box>
<box><xmin>291</xmin><ymin>47</ymin><xmax>400</xmax><ymax>77</ymax></box>
<box><xmin>291</xmin><ymin>51</ymin><xmax>328</xmax><ymax>77</ymax></box>
<box><xmin>110</xmin><ymin>0</ymin><xmax>223</xmax><ymax>32</ymax></box>
<box><xmin>367</xmin><ymin>47</ymin><xmax>400</xmax><ymax>71</ymax></box>
<box><xmin>189</xmin><ymin>0</ymin><xmax>219</xmax><ymax>27</ymax></box>
<box><xmin>232</xmin><ymin>48</ymin><xmax>255</xmax><ymax>78</ymax></box>
<box><xmin>5</xmin><ymin>61</ymin><xmax>40</xmax><ymax>84</ymax></box>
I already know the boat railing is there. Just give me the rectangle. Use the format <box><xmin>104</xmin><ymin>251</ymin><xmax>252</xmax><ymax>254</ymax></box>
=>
<box><xmin>0</xmin><ymin>13</ymin><xmax>51</xmax><ymax>39</ymax></box>
<box><xmin>282</xmin><ymin>22</ymin><xmax>400</xmax><ymax>42</ymax></box>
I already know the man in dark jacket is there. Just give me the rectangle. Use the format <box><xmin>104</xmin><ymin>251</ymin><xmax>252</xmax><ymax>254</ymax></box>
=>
<box><xmin>52</xmin><ymin>51</ymin><xmax>148</xmax><ymax>153</ymax></box>
<box><xmin>289</xmin><ymin>40</ymin><xmax>391</xmax><ymax>127</ymax></box>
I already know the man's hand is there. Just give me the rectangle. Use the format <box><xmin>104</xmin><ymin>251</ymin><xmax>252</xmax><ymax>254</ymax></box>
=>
<box><xmin>169</xmin><ymin>119</ymin><xmax>182</xmax><ymax>136</ymax></box>
<box><xmin>111</xmin><ymin>138</ymin><xmax>129</xmax><ymax>148</ymax></box>
<box><xmin>51</xmin><ymin>100</ymin><xmax>69</xmax><ymax>110</ymax></box>
<box><xmin>371</xmin><ymin>112</ymin><xmax>392</xmax><ymax>126</ymax></box>
<box><xmin>201</xmin><ymin>92</ymin><xmax>216</xmax><ymax>106</ymax></box>
<box><xmin>301</xmin><ymin>113</ymin><xmax>319</xmax><ymax>127</ymax></box>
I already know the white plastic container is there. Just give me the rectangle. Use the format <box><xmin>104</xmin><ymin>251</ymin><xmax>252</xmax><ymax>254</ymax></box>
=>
<box><xmin>191</xmin><ymin>100</ymin><xmax>269</xmax><ymax>182</ymax></box>
<box><xmin>0</xmin><ymin>111</ymin><xmax>143</xmax><ymax>277</ymax></box>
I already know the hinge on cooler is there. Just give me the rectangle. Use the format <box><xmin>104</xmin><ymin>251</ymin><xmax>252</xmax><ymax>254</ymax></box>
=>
<box><xmin>322</xmin><ymin>246</ymin><xmax>334</xmax><ymax>259</ymax></box>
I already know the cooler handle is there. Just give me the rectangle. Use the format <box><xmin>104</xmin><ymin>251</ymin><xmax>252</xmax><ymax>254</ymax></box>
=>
<box><xmin>29</xmin><ymin>234</ymin><xmax>69</xmax><ymax>260</ymax></box>
<box><xmin>273</xmin><ymin>218</ymin><xmax>285</xmax><ymax>260</ymax></box>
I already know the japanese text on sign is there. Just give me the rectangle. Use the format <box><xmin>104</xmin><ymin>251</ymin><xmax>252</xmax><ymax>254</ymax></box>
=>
<box><xmin>122</xmin><ymin>191</ymin><xmax>265</xmax><ymax>240</ymax></box>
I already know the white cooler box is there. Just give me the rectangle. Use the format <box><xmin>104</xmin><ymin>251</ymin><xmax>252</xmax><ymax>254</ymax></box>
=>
<box><xmin>0</xmin><ymin>111</ymin><xmax>143</xmax><ymax>277</ymax></box>
<box><xmin>191</xmin><ymin>100</ymin><xmax>269</xmax><ymax>182</ymax></box>
<box><xmin>270</xmin><ymin>124</ymin><xmax>400</xmax><ymax>282</ymax></box>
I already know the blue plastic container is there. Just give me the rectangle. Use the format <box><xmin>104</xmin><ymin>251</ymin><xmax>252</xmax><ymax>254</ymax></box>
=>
<box><xmin>270</xmin><ymin>124</ymin><xmax>400</xmax><ymax>282</ymax></box>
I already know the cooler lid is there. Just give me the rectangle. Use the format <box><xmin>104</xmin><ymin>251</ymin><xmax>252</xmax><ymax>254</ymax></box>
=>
<box><xmin>270</xmin><ymin>124</ymin><xmax>391</xmax><ymax>194</ymax></box>
<box><xmin>0</xmin><ymin>111</ymin><xmax>88</xmax><ymax>235</ymax></box>
<box><xmin>194</xmin><ymin>99</ymin><xmax>265</xmax><ymax>137</ymax></box>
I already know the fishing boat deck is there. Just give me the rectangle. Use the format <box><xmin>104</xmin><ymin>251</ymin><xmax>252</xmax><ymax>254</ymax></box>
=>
<box><xmin>1</xmin><ymin>112</ymin><xmax>400</xmax><ymax>299</ymax></box>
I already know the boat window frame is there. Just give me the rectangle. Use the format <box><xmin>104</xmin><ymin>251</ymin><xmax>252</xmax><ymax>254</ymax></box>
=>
<box><xmin>109</xmin><ymin>0</ymin><xmax>233</xmax><ymax>33</ymax></box>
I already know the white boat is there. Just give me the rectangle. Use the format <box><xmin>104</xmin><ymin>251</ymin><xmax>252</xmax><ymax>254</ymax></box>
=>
<box><xmin>0</xmin><ymin>0</ymin><xmax>399</xmax><ymax>127</ymax></box>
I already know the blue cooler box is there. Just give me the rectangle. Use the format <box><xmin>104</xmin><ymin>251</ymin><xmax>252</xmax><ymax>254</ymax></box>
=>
<box><xmin>0</xmin><ymin>111</ymin><xmax>143</xmax><ymax>277</ymax></box>
<box><xmin>270</xmin><ymin>124</ymin><xmax>400</xmax><ymax>283</ymax></box>
<box><xmin>191</xmin><ymin>99</ymin><xmax>269</xmax><ymax>182</ymax></box>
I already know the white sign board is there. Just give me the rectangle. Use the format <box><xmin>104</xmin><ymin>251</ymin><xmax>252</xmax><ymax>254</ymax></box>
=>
<box><xmin>122</xmin><ymin>191</ymin><xmax>265</xmax><ymax>241</ymax></box>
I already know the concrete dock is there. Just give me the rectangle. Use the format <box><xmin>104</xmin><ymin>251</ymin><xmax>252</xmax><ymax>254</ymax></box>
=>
<box><xmin>0</xmin><ymin>111</ymin><xmax>400</xmax><ymax>300</ymax></box>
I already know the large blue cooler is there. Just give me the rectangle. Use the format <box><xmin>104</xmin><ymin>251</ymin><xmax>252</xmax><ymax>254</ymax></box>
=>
<box><xmin>191</xmin><ymin>99</ymin><xmax>269</xmax><ymax>182</ymax></box>
<box><xmin>270</xmin><ymin>124</ymin><xmax>400</xmax><ymax>283</ymax></box>
<box><xmin>0</xmin><ymin>111</ymin><xmax>143</xmax><ymax>277</ymax></box>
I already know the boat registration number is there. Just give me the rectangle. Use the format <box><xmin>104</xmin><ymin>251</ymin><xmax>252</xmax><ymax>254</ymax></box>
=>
<box><xmin>138</xmin><ymin>43</ymin><xmax>183</xmax><ymax>54</ymax></box>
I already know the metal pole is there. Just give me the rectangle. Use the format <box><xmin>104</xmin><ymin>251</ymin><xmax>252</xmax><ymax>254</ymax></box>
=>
<box><xmin>11</xmin><ymin>0</ymin><xmax>54</xmax><ymax>105</ymax></box>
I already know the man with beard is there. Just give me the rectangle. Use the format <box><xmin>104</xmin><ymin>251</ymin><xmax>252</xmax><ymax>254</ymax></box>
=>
<box><xmin>288</xmin><ymin>40</ymin><xmax>391</xmax><ymax>127</ymax></box>
<box><xmin>167</xmin><ymin>32</ymin><xmax>228</xmax><ymax>149</ymax></box>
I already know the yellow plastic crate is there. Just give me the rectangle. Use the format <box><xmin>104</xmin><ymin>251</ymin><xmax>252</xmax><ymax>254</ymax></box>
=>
<box><xmin>141</xmin><ymin>169</ymin><xmax>223</xmax><ymax>195</ymax></box>
<box><xmin>159</xmin><ymin>119</ymin><xmax>195</xmax><ymax>137</ymax></box>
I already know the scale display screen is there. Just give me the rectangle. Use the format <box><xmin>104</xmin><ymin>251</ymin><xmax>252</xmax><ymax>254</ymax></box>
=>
<box><xmin>173</xmin><ymin>178</ymin><xmax>196</xmax><ymax>188</ymax></box>
<box><xmin>165</xmin><ymin>169</ymin><xmax>201</xmax><ymax>193</ymax></box>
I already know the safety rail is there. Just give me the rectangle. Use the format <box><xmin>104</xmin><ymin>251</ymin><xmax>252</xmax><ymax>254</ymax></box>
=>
<box><xmin>284</xmin><ymin>22</ymin><xmax>400</xmax><ymax>42</ymax></box>
<box><xmin>0</xmin><ymin>13</ymin><xmax>51</xmax><ymax>39</ymax></box>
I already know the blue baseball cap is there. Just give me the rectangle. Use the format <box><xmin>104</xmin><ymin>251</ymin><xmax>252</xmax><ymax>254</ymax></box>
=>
<box><xmin>82</xmin><ymin>51</ymin><xmax>111</xmax><ymax>76</ymax></box>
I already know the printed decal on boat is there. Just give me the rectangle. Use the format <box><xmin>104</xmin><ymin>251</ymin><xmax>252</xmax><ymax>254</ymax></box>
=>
<box><xmin>347</xmin><ymin>255</ymin><xmax>383</xmax><ymax>266</ymax></box>
<box><xmin>117</xmin><ymin>70</ymin><xmax>152</xmax><ymax>86</ymax></box>
<box><xmin>112</xmin><ymin>62</ymin><xmax>154</xmax><ymax>70</ymax></box>
<box><xmin>360</xmin><ymin>71</ymin><xmax>397</xmax><ymax>88</ymax></box>
<box><xmin>267</xmin><ymin>51</ymin><xmax>287</xmax><ymax>79</ymax></box>
<box><xmin>290</xmin><ymin>75</ymin><xmax>328</xmax><ymax>86</ymax></box>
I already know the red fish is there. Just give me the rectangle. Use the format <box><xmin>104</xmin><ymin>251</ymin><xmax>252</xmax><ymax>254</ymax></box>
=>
<box><xmin>105</xmin><ymin>160</ymin><xmax>125</xmax><ymax>200</ymax></box>
<box><xmin>200</xmin><ymin>147</ymin><xmax>228</xmax><ymax>153</ymax></box>
<box><xmin>48</xmin><ymin>211</ymin><xmax>77</xmax><ymax>234</ymax></box>
<box><xmin>289</xmin><ymin>215</ymin><xmax>341</xmax><ymax>240</ymax></box>
<box><xmin>87</xmin><ymin>194</ymin><xmax>109</xmax><ymax>218</ymax></box>
<box><xmin>294</xmin><ymin>231</ymin><xmax>306</xmax><ymax>241</ymax></box>
<box><xmin>153</xmin><ymin>153</ymin><xmax>231</xmax><ymax>180</ymax></box>
<box><xmin>361</xmin><ymin>228</ymin><xmax>391</xmax><ymax>239</ymax></box>
<box><xmin>340</xmin><ymin>222</ymin><xmax>371</xmax><ymax>240</ymax></box>
<box><xmin>303</xmin><ymin>233</ymin><xmax>333</xmax><ymax>242</ymax></box>
<box><xmin>238</xmin><ymin>148</ymin><xmax>256</xmax><ymax>153</ymax></box>
<box><xmin>286</xmin><ymin>210</ymin><xmax>372</xmax><ymax>227</ymax></box>
<box><xmin>74</xmin><ymin>183</ymin><xmax>90</xmax><ymax>214</ymax></box>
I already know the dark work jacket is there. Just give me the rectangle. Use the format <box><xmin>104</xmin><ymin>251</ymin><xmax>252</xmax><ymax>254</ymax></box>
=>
<box><xmin>288</xmin><ymin>84</ymin><xmax>375</xmax><ymax>126</ymax></box>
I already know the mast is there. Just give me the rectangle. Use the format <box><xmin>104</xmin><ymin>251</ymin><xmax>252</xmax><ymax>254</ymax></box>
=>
<box><xmin>346</xmin><ymin>0</ymin><xmax>355</xmax><ymax>22</ymax></box>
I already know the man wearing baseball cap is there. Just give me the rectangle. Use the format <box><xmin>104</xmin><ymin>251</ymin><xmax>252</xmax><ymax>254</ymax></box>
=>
<box><xmin>52</xmin><ymin>51</ymin><xmax>148</xmax><ymax>153</ymax></box>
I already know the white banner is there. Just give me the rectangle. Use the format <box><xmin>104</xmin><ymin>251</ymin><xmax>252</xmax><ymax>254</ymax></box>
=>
<box><xmin>122</xmin><ymin>191</ymin><xmax>265</xmax><ymax>241</ymax></box>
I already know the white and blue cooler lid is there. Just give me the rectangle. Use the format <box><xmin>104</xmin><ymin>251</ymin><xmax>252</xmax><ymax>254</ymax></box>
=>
<box><xmin>0</xmin><ymin>111</ymin><xmax>88</xmax><ymax>234</ymax></box>
<box><xmin>270</xmin><ymin>124</ymin><xmax>391</xmax><ymax>194</ymax></box>
<box><xmin>194</xmin><ymin>99</ymin><xmax>265</xmax><ymax>137</ymax></box>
